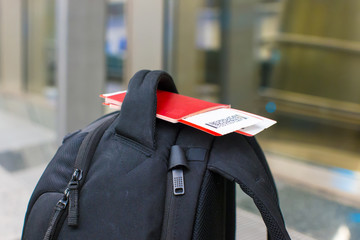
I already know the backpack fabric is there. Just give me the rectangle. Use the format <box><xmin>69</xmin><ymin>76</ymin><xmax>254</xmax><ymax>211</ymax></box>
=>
<box><xmin>21</xmin><ymin>70</ymin><xmax>291</xmax><ymax>240</ymax></box>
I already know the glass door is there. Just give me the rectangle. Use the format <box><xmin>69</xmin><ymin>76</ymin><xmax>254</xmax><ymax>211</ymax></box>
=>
<box><xmin>164</xmin><ymin>0</ymin><xmax>360</xmax><ymax>171</ymax></box>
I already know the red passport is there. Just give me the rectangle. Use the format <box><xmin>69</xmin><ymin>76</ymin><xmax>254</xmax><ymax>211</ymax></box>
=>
<box><xmin>101</xmin><ymin>90</ymin><xmax>230</xmax><ymax>123</ymax></box>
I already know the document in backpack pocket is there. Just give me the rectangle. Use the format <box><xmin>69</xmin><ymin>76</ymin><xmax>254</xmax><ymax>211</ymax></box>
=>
<box><xmin>234</xmin><ymin>110</ymin><xmax>277</xmax><ymax>136</ymax></box>
<box><xmin>178</xmin><ymin>108</ymin><xmax>262</xmax><ymax>136</ymax></box>
<box><xmin>101</xmin><ymin>90</ymin><xmax>230</xmax><ymax>123</ymax></box>
<box><xmin>100</xmin><ymin>90</ymin><xmax>276</xmax><ymax>136</ymax></box>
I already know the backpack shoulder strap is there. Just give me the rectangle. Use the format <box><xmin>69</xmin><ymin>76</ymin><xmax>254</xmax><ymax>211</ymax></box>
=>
<box><xmin>208</xmin><ymin>133</ymin><xmax>291</xmax><ymax>240</ymax></box>
<box><xmin>245</xmin><ymin>136</ymin><xmax>279</xmax><ymax>204</ymax></box>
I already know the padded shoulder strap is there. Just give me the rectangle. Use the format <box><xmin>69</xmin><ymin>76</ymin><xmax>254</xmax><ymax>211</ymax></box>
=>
<box><xmin>207</xmin><ymin>134</ymin><xmax>291</xmax><ymax>240</ymax></box>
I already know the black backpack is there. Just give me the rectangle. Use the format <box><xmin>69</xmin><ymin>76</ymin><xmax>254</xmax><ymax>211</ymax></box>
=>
<box><xmin>22</xmin><ymin>70</ymin><xmax>291</xmax><ymax>240</ymax></box>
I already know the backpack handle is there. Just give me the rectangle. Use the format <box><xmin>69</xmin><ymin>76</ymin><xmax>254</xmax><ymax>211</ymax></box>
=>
<box><xmin>114</xmin><ymin>70</ymin><xmax>178</xmax><ymax>149</ymax></box>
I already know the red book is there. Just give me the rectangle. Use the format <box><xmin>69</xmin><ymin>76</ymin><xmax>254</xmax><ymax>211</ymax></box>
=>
<box><xmin>100</xmin><ymin>90</ymin><xmax>230</xmax><ymax>123</ymax></box>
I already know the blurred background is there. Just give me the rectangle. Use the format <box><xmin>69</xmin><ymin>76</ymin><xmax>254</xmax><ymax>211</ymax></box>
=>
<box><xmin>0</xmin><ymin>0</ymin><xmax>359</xmax><ymax>239</ymax></box>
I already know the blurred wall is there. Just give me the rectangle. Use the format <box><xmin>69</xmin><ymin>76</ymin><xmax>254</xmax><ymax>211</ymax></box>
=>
<box><xmin>125</xmin><ymin>0</ymin><xmax>164</xmax><ymax>81</ymax></box>
<box><xmin>0</xmin><ymin>0</ymin><xmax>23</xmax><ymax>92</ymax></box>
<box><xmin>26</xmin><ymin>0</ymin><xmax>55</xmax><ymax>93</ymax></box>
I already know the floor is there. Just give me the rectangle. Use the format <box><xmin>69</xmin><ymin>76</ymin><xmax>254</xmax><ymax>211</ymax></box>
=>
<box><xmin>1</xmin><ymin>93</ymin><xmax>359</xmax><ymax>240</ymax></box>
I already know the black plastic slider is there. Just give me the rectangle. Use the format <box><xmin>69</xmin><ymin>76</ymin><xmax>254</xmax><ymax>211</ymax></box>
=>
<box><xmin>168</xmin><ymin>145</ymin><xmax>188</xmax><ymax>170</ymax></box>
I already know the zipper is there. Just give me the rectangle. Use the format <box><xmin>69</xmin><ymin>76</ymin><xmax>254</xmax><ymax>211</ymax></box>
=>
<box><xmin>66</xmin><ymin>115</ymin><xmax>116</xmax><ymax>227</ymax></box>
<box><xmin>67</xmin><ymin>169</ymin><xmax>82</xmax><ymax>227</ymax></box>
<box><xmin>43</xmin><ymin>189</ymin><xmax>69</xmax><ymax>240</ymax></box>
<box><xmin>161</xmin><ymin>172</ymin><xmax>175</xmax><ymax>240</ymax></box>
<box><xmin>169</xmin><ymin>145</ymin><xmax>188</xmax><ymax>196</ymax></box>
<box><xmin>43</xmin><ymin>168</ymin><xmax>82</xmax><ymax>240</ymax></box>
<box><xmin>161</xmin><ymin>145</ymin><xmax>188</xmax><ymax>240</ymax></box>
<box><xmin>42</xmin><ymin>115</ymin><xmax>117</xmax><ymax>240</ymax></box>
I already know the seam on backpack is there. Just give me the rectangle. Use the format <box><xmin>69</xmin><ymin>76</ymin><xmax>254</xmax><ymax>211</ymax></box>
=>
<box><xmin>152</xmin><ymin>72</ymin><xmax>158</xmax><ymax>149</ymax></box>
<box><xmin>113</xmin><ymin>133</ymin><xmax>153</xmax><ymax>157</ymax></box>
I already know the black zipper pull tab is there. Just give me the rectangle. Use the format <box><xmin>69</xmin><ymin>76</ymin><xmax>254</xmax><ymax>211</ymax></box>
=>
<box><xmin>172</xmin><ymin>169</ymin><xmax>185</xmax><ymax>195</ymax></box>
<box><xmin>43</xmin><ymin>192</ymin><xmax>69</xmax><ymax>240</ymax></box>
<box><xmin>67</xmin><ymin>169</ymin><xmax>82</xmax><ymax>227</ymax></box>
<box><xmin>169</xmin><ymin>145</ymin><xmax>188</xmax><ymax>196</ymax></box>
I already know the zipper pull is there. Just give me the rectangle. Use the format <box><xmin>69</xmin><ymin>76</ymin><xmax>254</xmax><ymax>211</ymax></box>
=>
<box><xmin>172</xmin><ymin>169</ymin><xmax>185</xmax><ymax>195</ymax></box>
<box><xmin>43</xmin><ymin>191</ymin><xmax>69</xmax><ymax>240</ymax></box>
<box><xmin>67</xmin><ymin>169</ymin><xmax>82</xmax><ymax>227</ymax></box>
<box><xmin>169</xmin><ymin>145</ymin><xmax>188</xmax><ymax>196</ymax></box>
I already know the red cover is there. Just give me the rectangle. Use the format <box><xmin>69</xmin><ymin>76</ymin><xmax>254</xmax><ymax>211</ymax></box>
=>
<box><xmin>101</xmin><ymin>90</ymin><xmax>230</xmax><ymax>123</ymax></box>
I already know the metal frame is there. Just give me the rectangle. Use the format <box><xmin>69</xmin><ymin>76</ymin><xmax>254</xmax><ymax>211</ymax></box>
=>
<box><xmin>262</xmin><ymin>33</ymin><xmax>360</xmax><ymax>54</ymax></box>
<box><xmin>260</xmin><ymin>88</ymin><xmax>360</xmax><ymax>125</ymax></box>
